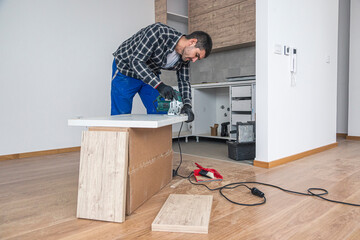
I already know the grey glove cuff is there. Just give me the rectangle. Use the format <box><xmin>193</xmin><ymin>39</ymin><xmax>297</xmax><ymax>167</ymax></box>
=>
<box><xmin>181</xmin><ymin>104</ymin><xmax>194</xmax><ymax>123</ymax></box>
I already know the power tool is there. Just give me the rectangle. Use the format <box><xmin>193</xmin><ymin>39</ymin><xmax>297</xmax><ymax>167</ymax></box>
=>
<box><xmin>154</xmin><ymin>90</ymin><xmax>183</xmax><ymax>115</ymax></box>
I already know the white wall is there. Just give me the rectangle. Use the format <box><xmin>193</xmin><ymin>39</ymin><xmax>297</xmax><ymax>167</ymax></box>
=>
<box><xmin>0</xmin><ymin>0</ymin><xmax>154</xmax><ymax>155</ymax></box>
<box><xmin>348</xmin><ymin>0</ymin><xmax>360</xmax><ymax>136</ymax></box>
<box><xmin>255</xmin><ymin>0</ymin><xmax>269</xmax><ymax>161</ymax></box>
<box><xmin>256</xmin><ymin>0</ymin><xmax>339</xmax><ymax>162</ymax></box>
<box><xmin>337</xmin><ymin>0</ymin><xmax>350</xmax><ymax>134</ymax></box>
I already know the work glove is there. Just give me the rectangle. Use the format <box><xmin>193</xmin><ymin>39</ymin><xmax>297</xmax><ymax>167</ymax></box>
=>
<box><xmin>181</xmin><ymin>104</ymin><xmax>195</xmax><ymax>123</ymax></box>
<box><xmin>156</xmin><ymin>82</ymin><xmax>177</xmax><ymax>100</ymax></box>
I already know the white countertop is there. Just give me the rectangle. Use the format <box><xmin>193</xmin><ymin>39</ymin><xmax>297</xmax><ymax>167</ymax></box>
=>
<box><xmin>68</xmin><ymin>114</ymin><xmax>188</xmax><ymax>128</ymax></box>
<box><xmin>192</xmin><ymin>80</ymin><xmax>255</xmax><ymax>89</ymax></box>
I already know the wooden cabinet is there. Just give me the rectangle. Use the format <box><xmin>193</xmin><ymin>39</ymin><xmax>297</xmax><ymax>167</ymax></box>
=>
<box><xmin>155</xmin><ymin>0</ymin><xmax>167</xmax><ymax>24</ymax></box>
<box><xmin>188</xmin><ymin>0</ymin><xmax>243</xmax><ymax>18</ymax></box>
<box><xmin>188</xmin><ymin>0</ymin><xmax>255</xmax><ymax>51</ymax></box>
<box><xmin>155</xmin><ymin>0</ymin><xmax>255</xmax><ymax>50</ymax></box>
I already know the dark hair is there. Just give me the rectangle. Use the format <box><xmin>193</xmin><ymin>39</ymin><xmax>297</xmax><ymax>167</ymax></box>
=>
<box><xmin>185</xmin><ymin>31</ymin><xmax>212</xmax><ymax>58</ymax></box>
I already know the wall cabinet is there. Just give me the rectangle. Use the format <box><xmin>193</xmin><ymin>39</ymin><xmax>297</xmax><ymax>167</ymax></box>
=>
<box><xmin>188</xmin><ymin>0</ymin><xmax>255</xmax><ymax>51</ymax></box>
<box><xmin>155</xmin><ymin>0</ymin><xmax>167</xmax><ymax>24</ymax></box>
<box><xmin>155</xmin><ymin>0</ymin><xmax>255</xmax><ymax>51</ymax></box>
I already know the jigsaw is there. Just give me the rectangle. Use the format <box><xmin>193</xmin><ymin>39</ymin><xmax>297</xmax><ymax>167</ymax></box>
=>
<box><xmin>154</xmin><ymin>90</ymin><xmax>183</xmax><ymax>115</ymax></box>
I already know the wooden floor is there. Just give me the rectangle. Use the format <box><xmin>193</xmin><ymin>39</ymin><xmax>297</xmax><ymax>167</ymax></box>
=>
<box><xmin>1</xmin><ymin>139</ymin><xmax>360</xmax><ymax>240</ymax></box>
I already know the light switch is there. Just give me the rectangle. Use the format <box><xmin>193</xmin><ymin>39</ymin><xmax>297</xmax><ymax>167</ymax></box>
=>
<box><xmin>326</xmin><ymin>56</ymin><xmax>330</xmax><ymax>63</ymax></box>
<box><xmin>274</xmin><ymin>44</ymin><xmax>282</xmax><ymax>55</ymax></box>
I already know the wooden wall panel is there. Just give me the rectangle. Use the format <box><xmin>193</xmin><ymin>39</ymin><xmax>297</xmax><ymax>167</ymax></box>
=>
<box><xmin>188</xmin><ymin>11</ymin><xmax>215</xmax><ymax>38</ymax></box>
<box><xmin>189</xmin><ymin>0</ymin><xmax>249</xmax><ymax>17</ymax></box>
<box><xmin>189</xmin><ymin>0</ymin><xmax>255</xmax><ymax>51</ymax></box>
<box><xmin>213</xmin><ymin>0</ymin><xmax>249</xmax><ymax>12</ymax></box>
<box><xmin>188</xmin><ymin>0</ymin><xmax>214</xmax><ymax>18</ymax></box>
<box><xmin>155</xmin><ymin>0</ymin><xmax>167</xmax><ymax>24</ymax></box>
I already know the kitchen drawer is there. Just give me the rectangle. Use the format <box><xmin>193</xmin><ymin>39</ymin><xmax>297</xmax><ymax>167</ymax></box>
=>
<box><xmin>231</xmin><ymin>114</ymin><xmax>252</xmax><ymax>124</ymax></box>
<box><xmin>232</xmin><ymin>86</ymin><xmax>252</xmax><ymax>97</ymax></box>
<box><xmin>232</xmin><ymin>100</ymin><xmax>252</xmax><ymax>111</ymax></box>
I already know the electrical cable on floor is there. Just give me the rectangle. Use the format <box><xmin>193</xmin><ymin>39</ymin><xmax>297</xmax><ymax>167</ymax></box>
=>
<box><xmin>173</xmin><ymin>121</ymin><xmax>360</xmax><ymax>207</ymax></box>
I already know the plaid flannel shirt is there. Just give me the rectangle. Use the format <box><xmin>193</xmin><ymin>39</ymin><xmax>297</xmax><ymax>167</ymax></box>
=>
<box><xmin>113</xmin><ymin>23</ymin><xmax>192</xmax><ymax>106</ymax></box>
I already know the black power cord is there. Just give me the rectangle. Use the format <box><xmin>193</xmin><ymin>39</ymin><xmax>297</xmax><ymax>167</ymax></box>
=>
<box><xmin>173</xmin><ymin>122</ymin><xmax>183</xmax><ymax>177</ymax></box>
<box><xmin>173</xmin><ymin>122</ymin><xmax>192</xmax><ymax>179</ymax></box>
<box><xmin>187</xmin><ymin>174</ymin><xmax>266</xmax><ymax>206</ymax></box>
<box><xmin>172</xmin><ymin>122</ymin><xmax>360</xmax><ymax>207</ymax></box>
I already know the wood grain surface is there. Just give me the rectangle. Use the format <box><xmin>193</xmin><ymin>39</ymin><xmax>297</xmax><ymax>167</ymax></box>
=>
<box><xmin>155</xmin><ymin>0</ymin><xmax>167</xmax><ymax>24</ymax></box>
<box><xmin>76</xmin><ymin>131</ymin><xmax>128</xmax><ymax>223</ymax></box>
<box><xmin>188</xmin><ymin>0</ymin><xmax>255</xmax><ymax>50</ymax></box>
<box><xmin>0</xmin><ymin>147</ymin><xmax>80</xmax><ymax>161</ymax></box>
<box><xmin>254</xmin><ymin>142</ymin><xmax>338</xmax><ymax>168</ymax></box>
<box><xmin>1</xmin><ymin>138</ymin><xmax>359</xmax><ymax>239</ymax></box>
<box><xmin>152</xmin><ymin>194</ymin><xmax>212</xmax><ymax>233</ymax></box>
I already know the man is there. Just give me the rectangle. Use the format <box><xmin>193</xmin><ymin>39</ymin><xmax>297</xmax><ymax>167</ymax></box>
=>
<box><xmin>111</xmin><ymin>22</ymin><xmax>212</xmax><ymax>122</ymax></box>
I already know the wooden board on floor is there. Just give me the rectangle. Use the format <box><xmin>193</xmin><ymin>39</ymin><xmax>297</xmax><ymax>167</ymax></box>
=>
<box><xmin>151</xmin><ymin>194</ymin><xmax>213</xmax><ymax>234</ymax></box>
<box><xmin>3</xmin><ymin>139</ymin><xmax>360</xmax><ymax>239</ymax></box>
<box><xmin>77</xmin><ymin>131</ymin><xmax>128</xmax><ymax>223</ymax></box>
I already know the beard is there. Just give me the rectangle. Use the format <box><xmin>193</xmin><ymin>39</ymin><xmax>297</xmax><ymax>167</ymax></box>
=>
<box><xmin>181</xmin><ymin>46</ymin><xmax>194</xmax><ymax>61</ymax></box>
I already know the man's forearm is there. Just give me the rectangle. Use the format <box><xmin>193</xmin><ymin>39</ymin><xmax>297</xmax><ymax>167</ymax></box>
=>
<box><xmin>129</xmin><ymin>58</ymin><xmax>160</xmax><ymax>88</ymax></box>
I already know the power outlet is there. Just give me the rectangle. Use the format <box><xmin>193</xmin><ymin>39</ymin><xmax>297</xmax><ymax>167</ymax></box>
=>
<box><xmin>284</xmin><ymin>46</ymin><xmax>290</xmax><ymax>56</ymax></box>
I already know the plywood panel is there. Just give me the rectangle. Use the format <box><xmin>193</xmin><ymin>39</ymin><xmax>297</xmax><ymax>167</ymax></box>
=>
<box><xmin>152</xmin><ymin>194</ymin><xmax>213</xmax><ymax>234</ymax></box>
<box><xmin>89</xmin><ymin>126</ymin><xmax>173</xmax><ymax>215</ymax></box>
<box><xmin>77</xmin><ymin>131</ymin><xmax>128</xmax><ymax>223</ymax></box>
